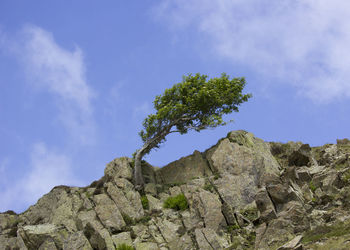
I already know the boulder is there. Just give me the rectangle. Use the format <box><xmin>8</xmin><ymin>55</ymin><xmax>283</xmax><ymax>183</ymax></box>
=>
<box><xmin>17</xmin><ymin>224</ymin><xmax>69</xmax><ymax>249</ymax></box>
<box><xmin>104</xmin><ymin>157</ymin><xmax>133</xmax><ymax>181</ymax></box>
<box><xmin>205</xmin><ymin>131</ymin><xmax>280</xmax><ymax>210</ymax></box>
<box><xmin>106</xmin><ymin>182</ymin><xmax>144</xmax><ymax>220</ymax></box>
<box><xmin>193</xmin><ymin>190</ymin><xmax>227</xmax><ymax>231</ymax></box>
<box><xmin>156</xmin><ymin>150</ymin><xmax>212</xmax><ymax>184</ymax></box>
<box><xmin>288</xmin><ymin>144</ymin><xmax>311</xmax><ymax>166</ymax></box>
<box><xmin>112</xmin><ymin>231</ymin><xmax>133</xmax><ymax>246</ymax></box>
<box><xmin>63</xmin><ymin>231</ymin><xmax>93</xmax><ymax>250</ymax></box>
<box><xmin>92</xmin><ymin>194</ymin><xmax>126</xmax><ymax>232</ymax></box>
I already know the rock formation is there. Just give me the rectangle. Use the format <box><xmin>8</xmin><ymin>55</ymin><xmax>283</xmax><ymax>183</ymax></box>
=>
<box><xmin>1</xmin><ymin>130</ymin><xmax>350</xmax><ymax>249</ymax></box>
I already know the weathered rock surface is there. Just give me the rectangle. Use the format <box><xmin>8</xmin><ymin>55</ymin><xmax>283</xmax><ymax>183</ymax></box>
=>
<box><xmin>1</xmin><ymin>130</ymin><xmax>350</xmax><ymax>249</ymax></box>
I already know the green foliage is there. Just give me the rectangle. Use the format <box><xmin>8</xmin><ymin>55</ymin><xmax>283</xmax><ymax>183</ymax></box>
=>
<box><xmin>121</xmin><ymin>213</ymin><xmax>134</xmax><ymax>225</ymax></box>
<box><xmin>115</xmin><ymin>243</ymin><xmax>134</xmax><ymax>250</ymax></box>
<box><xmin>309</xmin><ymin>181</ymin><xmax>317</xmax><ymax>192</ymax></box>
<box><xmin>141</xmin><ymin>195</ymin><xmax>149</xmax><ymax>210</ymax></box>
<box><xmin>163</xmin><ymin>193</ymin><xmax>189</xmax><ymax>211</ymax></box>
<box><xmin>227</xmin><ymin>224</ymin><xmax>240</xmax><ymax>233</ymax></box>
<box><xmin>138</xmin><ymin>73</ymin><xmax>251</xmax><ymax>154</ymax></box>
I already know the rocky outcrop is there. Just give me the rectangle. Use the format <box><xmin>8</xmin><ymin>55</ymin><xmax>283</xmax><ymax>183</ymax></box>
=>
<box><xmin>1</xmin><ymin>130</ymin><xmax>350</xmax><ymax>249</ymax></box>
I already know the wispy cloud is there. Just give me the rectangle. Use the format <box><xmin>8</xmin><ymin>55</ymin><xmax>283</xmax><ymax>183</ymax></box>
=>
<box><xmin>18</xmin><ymin>25</ymin><xmax>96</xmax><ymax>145</ymax></box>
<box><xmin>0</xmin><ymin>143</ymin><xmax>81</xmax><ymax>212</ymax></box>
<box><xmin>154</xmin><ymin>0</ymin><xmax>350</xmax><ymax>103</ymax></box>
<box><xmin>0</xmin><ymin>25</ymin><xmax>95</xmax><ymax>212</ymax></box>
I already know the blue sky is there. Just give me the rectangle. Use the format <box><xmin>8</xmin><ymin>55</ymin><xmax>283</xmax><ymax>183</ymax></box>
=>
<box><xmin>0</xmin><ymin>0</ymin><xmax>349</xmax><ymax>212</ymax></box>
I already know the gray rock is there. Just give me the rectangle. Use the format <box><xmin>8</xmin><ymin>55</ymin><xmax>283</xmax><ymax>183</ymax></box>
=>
<box><xmin>63</xmin><ymin>231</ymin><xmax>93</xmax><ymax>250</ymax></box>
<box><xmin>146</xmin><ymin>194</ymin><xmax>163</xmax><ymax>211</ymax></box>
<box><xmin>112</xmin><ymin>231</ymin><xmax>133</xmax><ymax>246</ymax></box>
<box><xmin>167</xmin><ymin>233</ymin><xmax>193</xmax><ymax>250</ymax></box>
<box><xmin>206</xmin><ymin>131</ymin><xmax>280</xmax><ymax>210</ymax></box>
<box><xmin>255</xmin><ymin>188</ymin><xmax>277</xmax><ymax>222</ymax></box>
<box><xmin>195</xmin><ymin>228</ymin><xmax>213</xmax><ymax>250</ymax></box>
<box><xmin>92</xmin><ymin>194</ymin><xmax>126</xmax><ymax>232</ymax></box>
<box><xmin>135</xmin><ymin>242</ymin><xmax>159</xmax><ymax>250</ymax></box>
<box><xmin>157</xmin><ymin>150</ymin><xmax>212</xmax><ymax>184</ymax></box>
<box><xmin>17</xmin><ymin>224</ymin><xmax>69</xmax><ymax>249</ymax></box>
<box><xmin>288</xmin><ymin>144</ymin><xmax>311</xmax><ymax>166</ymax></box>
<box><xmin>195</xmin><ymin>190</ymin><xmax>226</xmax><ymax>231</ymax></box>
<box><xmin>144</xmin><ymin>183</ymin><xmax>157</xmax><ymax>196</ymax></box>
<box><xmin>105</xmin><ymin>157</ymin><xmax>133</xmax><ymax>181</ymax></box>
<box><xmin>106</xmin><ymin>182</ymin><xmax>144</xmax><ymax>220</ymax></box>
<box><xmin>277</xmin><ymin>235</ymin><xmax>303</xmax><ymax>250</ymax></box>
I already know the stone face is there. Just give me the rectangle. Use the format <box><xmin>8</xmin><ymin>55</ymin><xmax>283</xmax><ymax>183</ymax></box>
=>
<box><xmin>105</xmin><ymin>157</ymin><xmax>133</xmax><ymax>181</ymax></box>
<box><xmin>112</xmin><ymin>231</ymin><xmax>133</xmax><ymax>246</ymax></box>
<box><xmin>17</xmin><ymin>224</ymin><xmax>69</xmax><ymax>249</ymax></box>
<box><xmin>3</xmin><ymin>130</ymin><xmax>350</xmax><ymax>250</ymax></box>
<box><xmin>63</xmin><ymin>231</ymin><xmax>93</xmax><ymax>250</ymax></box>
<box><xmin>157</xmin><ymin>150</ymin><xmax>212</xmax><ymax>184</ymax></box>
<box><xmin>92</xmin><ymin>194</ymin><xmax>126</xmax><ymax>232</ymax></box>
<box><xmin>106</xmin><ymin>182</ymin><xmax>144</xmax><ymax>220</ymax></box>
<box><xmin>195</xmin><ymin>190</ymin><xmax>226</xmax><ymax>231</ymax></box>
<box><xmin>205</xmin><ymin>131</ymin><xmax>280</xmax><ymax>210</ymax></box>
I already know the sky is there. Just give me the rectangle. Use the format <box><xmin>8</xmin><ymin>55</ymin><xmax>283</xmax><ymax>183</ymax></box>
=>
<box><xmin>0</xmin><ymin>0</ymin><xmax>349</xmax><ymax>213</ymax></box>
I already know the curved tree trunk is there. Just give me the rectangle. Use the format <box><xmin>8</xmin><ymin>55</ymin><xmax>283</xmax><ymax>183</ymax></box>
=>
<box><xmin>133</xmin><ymin>126</ymin><xmax>172</xmax><ymax>191</ymax></box>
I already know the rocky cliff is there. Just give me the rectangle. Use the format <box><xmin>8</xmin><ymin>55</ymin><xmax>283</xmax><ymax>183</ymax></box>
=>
<box><xmin>1</xmin><ymin>130</ymin><xmax>350</xmax><ymax>250</ymax></box>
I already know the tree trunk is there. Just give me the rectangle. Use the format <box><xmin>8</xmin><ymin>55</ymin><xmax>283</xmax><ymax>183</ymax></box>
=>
<box><xmin>133</xmin><ymin>128</ymin><xmax>171</xmax><ymax>191</ymax></box>
<box><xmin>134</xmin><ymin>148</ymin><xmax>145</xmax><ymax>191</ymax></box>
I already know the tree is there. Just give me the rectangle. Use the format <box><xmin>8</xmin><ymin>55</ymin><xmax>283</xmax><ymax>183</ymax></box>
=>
<box><xmin>133</xmin><ymin>73</ymin><xmax>251</xmax><ymax>190</ymax></box>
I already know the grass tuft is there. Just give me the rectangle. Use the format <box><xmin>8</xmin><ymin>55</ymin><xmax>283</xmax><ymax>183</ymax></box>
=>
<box><xmin>163</xmin><ymin>193</ymin><xmax>189</xmax><ymax>211</ymax></box>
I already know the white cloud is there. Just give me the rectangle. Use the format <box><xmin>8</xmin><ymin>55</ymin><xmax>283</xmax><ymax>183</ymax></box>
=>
<box><xmin>154</xmin><ymin>0</ymin><xmax>350</xmax><ymax>103</ymax></box>
<box><xmin>19</xmin><ymin>25</ymin><xmax>96</xmax><ymax>144</ymax></box>
<box><xmin>0</xmin><ymin>143</ymin><xmax>81</xmax><ymax>212</ymax></box>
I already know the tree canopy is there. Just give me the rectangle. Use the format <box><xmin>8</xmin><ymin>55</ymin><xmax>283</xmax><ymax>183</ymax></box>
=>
<box><xmin>133</xmin><ymin>73</ymin><xmax>251</xmax><ymax>190</ymax></box>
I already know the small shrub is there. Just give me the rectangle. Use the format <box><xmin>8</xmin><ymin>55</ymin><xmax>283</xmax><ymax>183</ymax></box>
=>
<box><xmin>141</xmin><ymin>195</ymin><xmax>149</xmax><ymax>210</ymax></box>
<box><xmin>163</xmin><ymin>193</ymin><xmax>189</xmax><ymax>211</ymax></box>
<box><xmin>121</xmin><ymin>213</ymin><xmax>134</xmax><ymax>225</ymax></box>
<box><xmin>115</xmin><ymin>243</ymin><xmax>134</xmax><ymax>250</ymax></box>
<box><xmin>309</xmin><ymin>181</ymin><xmax>317</xmax><ymax>192</ymax></box>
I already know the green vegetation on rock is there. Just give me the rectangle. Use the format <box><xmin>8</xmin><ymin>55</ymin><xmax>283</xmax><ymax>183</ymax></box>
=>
<box><xmin>302</xmin><ymin>220</ymin><xmax>350</xmax><ymax>244</ymax></box>
<box><xmin>115</xmin><ymin>243</ymin><xmax>135</xmax><ymax>250</ymax></box>
<box><xmin>163</xmin><ymin>193</ymin><xmax>189</xmax><ymax>211</ymax></box>
<box><xmin>141</xmin><ymin>195</ymin><xmax>149</xmax><ymax>210</ymax></box>
<box><xmin>309</xmin><ymin>181</ymin><xmax>317</xmax><ymax>192</ymax></box>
